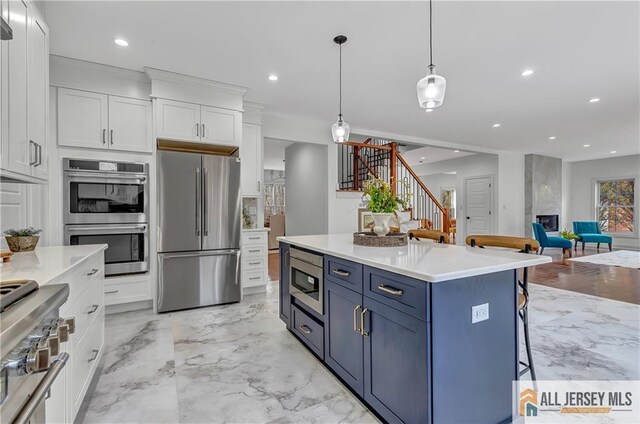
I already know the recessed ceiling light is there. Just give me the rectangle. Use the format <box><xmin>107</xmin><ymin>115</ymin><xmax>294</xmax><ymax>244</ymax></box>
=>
<box><xmin>114</xmin><ymin>38</ymin><xmax>129</xmax><ymax>47</ymax></box>
<box><xmin>548</xmin><ymin>136</ymin><xmax>556</xmax><ymax>140</ymax></box>
<box><xmin>521</xmin><ymin>69</ymin><xmax>534</xmax><ymax>77</ymax></box>
<box><xmin>492</xmin><ymin>123</ymin><xmax>501</xmax><ymax>128</ymax></box>
<box><xmin>589</xmin><ymin>98</ymin><xmax>600</xmax><ymax>103</ymax></box>
<box><xmin>583</xmin><ymin>144</ymin><xmax>590</xmax><ymax>147</ymax></box>
<box><xmin>268</xmin><ymin>74</ymin><xmax>278</xmax><ymax>81</ymax></box>
<box><xmin>425</xmin><ymin>108</ymin><xmax>433</xmax><ymax>113</ymax></box>
<box><xmin>420</xmin><ymin>157</ymin><xmax>426</xmax><ymax>160</ymax></box>
<box><xmin>454</xmin><ymin>150</ymin><xmax>460</xmax><ymax>153</ymax></box>
<box><xmin>610</xmin><ymin>150</ymin><xmax>617</xmax><ymax>154</ymax></box>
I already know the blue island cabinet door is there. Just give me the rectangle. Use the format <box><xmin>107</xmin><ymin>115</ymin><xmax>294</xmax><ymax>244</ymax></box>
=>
<box><xmin>363</xmin><ymin>297</ymin><xmax>430</xmax><ymax>424</ymax></box>
<box><xmin>324</xmin><ymin>280</ymin><xmax>364</xmax><ymax>396</ymax></box>
<box><xmin>279</xmin><ymin>244</ymin><xmax>290</xmax><ymax>327</ymax></box>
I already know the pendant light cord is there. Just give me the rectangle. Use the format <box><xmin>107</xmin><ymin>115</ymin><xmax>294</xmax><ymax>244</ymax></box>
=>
<box><xmin>339</xmin><ymin>42</ymin><xmax>343</xmax><ymax>119</ymax></box>
<box><xmin>429</xmin><ymin>0</ymin><xmax>433</xmax><ymax>66</ymax></box>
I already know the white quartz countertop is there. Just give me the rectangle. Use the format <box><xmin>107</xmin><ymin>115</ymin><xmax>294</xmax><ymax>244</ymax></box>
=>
<box><xmin>0</xmin><ymin>245</ymin><xmax>107</xmax><ymax>285</ymax></box>
<box><xmin>277</xmin><ymin>234</ymin><xmax>551</xmax><ymax>282</ymax></box>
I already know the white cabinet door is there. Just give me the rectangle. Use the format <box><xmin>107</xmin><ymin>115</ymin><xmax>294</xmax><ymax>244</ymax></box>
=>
<box><xmin>241</xmin><ymin>123</ymin><xmax>262</xmax><ymax>196</ymax></box>
<box><xmin>201</xmin><ymin>106</ymin><xmax>241</xmax><ymax>147</ymax></box>
<box><xmin>28</xmin><ymin>8</ymin><xmax>48</xmax><ymax>179</ymax></box>
<box><xmin>58</xmin><ymin>88</ymin><xmax>108</xmax><ymax>149</ymax></box>
<box><xmin>5</xmin><ymin>0</ymin><xmax>31</xmax><ymax>175</ymax></box>
<box><xmin>155</xmin><ymin>98</ymin><xmax>200</xmax><ymax>142</ymax></box>
<box><xmin>108</xmin><ymin>96</ymin><xmax>152</xmax><ymax>152</ymax></box>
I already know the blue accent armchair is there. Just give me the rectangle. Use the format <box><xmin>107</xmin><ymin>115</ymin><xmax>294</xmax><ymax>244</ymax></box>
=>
<box><xmin>531</xmin><ymin>223</ymin><xmax>572</xmax><ymax>257</ymax></box>
<box><xmin>573</xmin><ymin>221</ymin><xmax>612</xmax><ymax>252</ymax></box>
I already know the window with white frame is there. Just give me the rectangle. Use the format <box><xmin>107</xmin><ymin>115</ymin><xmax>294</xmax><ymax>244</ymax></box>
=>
<box><xmin>595</xmin><ymin>178</ymin><xmax>635</xmax><ymax>233</ymax></box>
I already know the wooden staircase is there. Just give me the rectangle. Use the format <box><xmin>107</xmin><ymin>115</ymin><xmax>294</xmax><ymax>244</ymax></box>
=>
<box><xmin>338</xmin><ymin>138</ymin><xmax>450</xmax><ymax>233</ymax></box>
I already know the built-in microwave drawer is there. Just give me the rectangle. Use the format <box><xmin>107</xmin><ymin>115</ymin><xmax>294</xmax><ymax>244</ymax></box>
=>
<box><xmin>291</xmin><ymin>304</ymin><xmax>324</xmax><ymax>359</ymax></box>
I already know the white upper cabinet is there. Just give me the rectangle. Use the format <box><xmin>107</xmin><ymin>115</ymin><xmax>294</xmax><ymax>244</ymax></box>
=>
<box><xmin>0</xmin><ymin>0</ymin><xmax>49</xmax><ymax>182</ymax></box>
<box><xmin>58</xmin><ymin>88</ymin><xmax>152</xmax><ymax>153</ymax></box>
<box><xmin>28</xmin><ymin>12</ymin><xmax>48</xmax><ymax>179</ymax></box>
<box><xmin>241</xmin><ymin>123</ymin><xmax>263</xmax><ymax>196</ymax></box>
<box><xmin>201</xmin><ymin>106</ymin><xmax>241</xmax><ymax>147</ymax></box>
<box><xmin>108</xmin><ymin>96</ymin><xmax>152</xmax><ymax>152</ymax></box>
<box><xmin>58</xmin><ymin>88</ymin><xmax>108</xmax><ymax>149</ymax></box>
<box><xmin>155</xmin><ymin>99</ymin><xmax>242</xmax><ymax>147</ymax></box>
<box><xmin>4</xmin><ymin>0</ymin><xmax>30</xmax><ymax>176</ymax></box>
<box><xmin>155</xmin><ymin>98</ymin><xmax>200</xmax><ymax>142</ymax></box>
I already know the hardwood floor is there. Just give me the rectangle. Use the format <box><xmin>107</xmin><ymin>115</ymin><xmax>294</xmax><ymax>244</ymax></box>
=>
<box><xmin>268</xmin><ymin>250</ymin><xmax>280</xmax><ymax>283</ymax></box>
<box><xmin>529</xmin><ymin>247</ymin><xmax>640</xmax><ymax>305</ymax></box>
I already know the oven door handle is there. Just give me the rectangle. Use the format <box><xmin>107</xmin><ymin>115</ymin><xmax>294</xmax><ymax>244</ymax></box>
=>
<box><xmin>65</xmin><ymin>172</ymin><xmax>147</xmax><ymax>184</ymax></box>
<box><xmin>66</xmin><ymin>225</ymin><xmax>147</xmax><ymax>234</ymax></box>
<box><xmin>12</xmin><ymin>352</ymin><xmax>70</xmax><ymax>424</ymax></box>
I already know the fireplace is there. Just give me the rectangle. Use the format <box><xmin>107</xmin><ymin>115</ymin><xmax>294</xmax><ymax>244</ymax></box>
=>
<box><xmin>536</xmin><ymin>214</ymin><xmax>559</xmax><ymax>232</ymax></box>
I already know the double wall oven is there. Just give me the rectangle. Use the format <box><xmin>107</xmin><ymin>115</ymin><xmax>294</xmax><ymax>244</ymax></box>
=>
<box><xmin>63</xmin><ymin>158</ymin><xmax>149</xmax><ymax>276</ymax></box>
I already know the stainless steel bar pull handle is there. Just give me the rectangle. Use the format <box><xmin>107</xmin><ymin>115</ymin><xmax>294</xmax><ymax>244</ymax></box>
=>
<box><xmin>378</xmin><ymin>284</ymin><xmax>404</xmax><ymax>296</ymax></box>
<box><xmin>86</xmin><ymin>268</ymin><xmax>99</xmax><ymax>276</ymax></box>
<box><xmin>110</xmin><ymin>129</ymin><xmax>114</xmax><ymax>145</ymax></box>
<box><xmin>333</xmin><ymin>269</ymin><xmax>351</xmax><ymax>277</ymax></box>
<box><xmin>299</xmin><ymin>324</ymin><xmax>312</xmax><ymax>334</ymax></box>
<box><xmin>353</xmin><ymin>305</ymin><xmax>361</xmax><ymax>332</ymax></box>
<box><xmin>360</xmin><ymin>308</ymin><xmax>369</xmax><ymax>337</ymax></box>
<box><xmin>203</xmin><ymin>168</ymin><xmax>208</xmax><ymax>236</ymax></box>
<box><xmin>11</xmin><ymin>353</ymin><xmax>69</xmax><ymax>424</ymax></box>
<box><xmin>105</xmin><ymin>290</ymin><xmax>119</xmax><ymax>295</ymax></box>
<box><xmin>201</xmin><ymin>124</ymin><xmax>205</xmax><ymax>138</ymax></box>
<box><xmin>196</xmin><ymin>123</ymin><xmax>199</xmax><ymax>137</ymax></box>
<box><xmin>102</xmin><ymin>129</ymin><xmax>106</xmax><ymax>144</ymax></box>
<box><xmin>29</xmin><ymin>140</ymin><xmax>37</xmax><ymax>165</ymax></box>
<box><xmin>195</xmin><ymin>168</ymin><xmax>200</xmax><ymax>236</ymax></box>
<box><xmin>88</xmin><ymin>349</ymin><xmax>99</xmax><ymax>362</ymax></box>
<box><xmin>87</xmin><ymin>304</ymin><xmax>99</xmax><ymax>314</ymax></box>
<box><xmin>248</xmin><ymin>261</ymin><xmax>261</xmax><ymax>265</ymax></box>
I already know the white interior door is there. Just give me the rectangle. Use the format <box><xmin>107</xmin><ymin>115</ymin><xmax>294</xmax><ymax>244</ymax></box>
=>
<box><xmin>465</xmin><ymin>176</ymin><xmax>493</xmax><ymax>236</ymax></box>
<box><xmin>108</xmin><ymin>96</ymin><xmax>152</xmax><ymax>152</ymax></box>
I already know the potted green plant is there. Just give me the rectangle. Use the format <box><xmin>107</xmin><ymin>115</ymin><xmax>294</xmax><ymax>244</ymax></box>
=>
<box><xmin>361</xmin><ymin>178</ymin><xmax>410</xmax><ymax>237</ymax></box>
<box><xmin>3</xmin><ymin>227</ymin><xmax>42</xmax><ymax>252</ymax></box>
<box><xmin>559</xmin><ymin>229</ymin><xmax>578</xmax><ymax>241</ymax></box>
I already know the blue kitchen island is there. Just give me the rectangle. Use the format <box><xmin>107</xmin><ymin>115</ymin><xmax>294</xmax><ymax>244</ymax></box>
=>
<box><xmin>277</xmin><ymin>234</ymin><xmax>551</xmax><ymax>424</ymax></box>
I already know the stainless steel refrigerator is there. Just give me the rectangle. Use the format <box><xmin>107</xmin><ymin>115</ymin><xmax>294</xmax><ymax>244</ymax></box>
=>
<box><xmin>157</xmin><ymin>150</ymin><xmax>241</xmax><ymax>312</ymax></box>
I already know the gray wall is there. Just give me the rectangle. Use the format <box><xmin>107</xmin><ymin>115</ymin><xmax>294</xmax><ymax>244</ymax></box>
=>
<box><xmin>285</xmin><ymin>143</ymin><xmax>329</xmax><ymax>236</ymax></box>
<box><xmin>567</xmin><ymin>154</ymin><xmax>640</xmax><ymax>249</ymax></box>
<box><xmin>524</xmin><ymin>154</ymin><xmax>562</xmax><ymax>237</ymax></box>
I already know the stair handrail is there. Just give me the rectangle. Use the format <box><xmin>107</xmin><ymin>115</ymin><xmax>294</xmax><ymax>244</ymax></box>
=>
<box><xmin>396</xmin><ymin>153</ymin><xmax>450</xmax><ymax>233</ymax></box>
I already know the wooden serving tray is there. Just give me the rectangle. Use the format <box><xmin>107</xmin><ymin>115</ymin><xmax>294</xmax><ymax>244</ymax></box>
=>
<box><xmin>353</xmin><ymin>232</ymin><xmax>408</xmax><ymax>247</ymax></box>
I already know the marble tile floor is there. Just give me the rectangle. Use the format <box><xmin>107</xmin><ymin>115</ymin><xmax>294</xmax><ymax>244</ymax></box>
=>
<box><xmin>79</xmin><ymin>283</ymin><xmax>639</xmax><ymax>424</ymax></box>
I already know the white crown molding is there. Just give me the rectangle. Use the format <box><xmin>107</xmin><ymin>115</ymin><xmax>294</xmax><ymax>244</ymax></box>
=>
<box><xmin>145</xmin><ymin>67</ymin><xmax>248</xmax><ymax>97</ymax></box>
<box><xmin>51</xmin><ymin>55</ymin><xmax>150</xmax><ymax>84</ymax></box>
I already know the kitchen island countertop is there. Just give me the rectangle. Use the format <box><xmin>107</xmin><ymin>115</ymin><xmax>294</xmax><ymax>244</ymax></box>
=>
<box><xmin>278</xmin><ymin>233</ymin><xmax>550</xmax><ymax>282</ymax></box>
<box><xmin>0</xmin><ymin>244</ymin><xmax>107</xmax><ymax>284</ymax></box>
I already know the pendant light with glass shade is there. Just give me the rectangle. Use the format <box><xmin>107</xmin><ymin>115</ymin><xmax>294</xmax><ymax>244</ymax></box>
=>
<box><xmin>417</xmin><ymin>0</ymin><xmax>446</xmax><ymax>109</ymax></box>
<box><xmin>331</xmin><ymin>35</ymin><xmax>350</xmax><ymax>143</ymax></box>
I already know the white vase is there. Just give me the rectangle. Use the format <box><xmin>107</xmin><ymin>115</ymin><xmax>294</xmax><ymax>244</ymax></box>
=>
<box><xmin>371</xmin><ymin>213</ymin><xmax>393</xmax><ymax>237</ymax></box>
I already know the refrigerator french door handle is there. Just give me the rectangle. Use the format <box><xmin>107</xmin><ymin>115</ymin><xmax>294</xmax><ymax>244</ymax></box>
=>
<box><xmin>203</xmin><ymin>168</ymin><xmax>208</xmax><ymax>236</ymax></box>
<box><xmin>160</xmin><ymin>250</ymin><xmax>240</xmax><ymax>259</ymax></box>
<box><xmin>195</xmin><ymin>168</ymin><xmax>201</xmax><ymax>236</ymax></box>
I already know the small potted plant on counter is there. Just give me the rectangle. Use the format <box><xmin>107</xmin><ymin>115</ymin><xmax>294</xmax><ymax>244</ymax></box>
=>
<box><xmin>3</xmin><ymin>227</ymin><xmax>42</xmax><ymax>252</ymax></box>
<box><xmin>361</xmin><ymin>177</ymin><xmax>410</xmax><ymax>237</ymax></box>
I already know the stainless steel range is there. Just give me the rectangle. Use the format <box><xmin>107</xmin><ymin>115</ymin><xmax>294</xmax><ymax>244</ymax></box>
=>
<box><xmin>63</xmin><ymin>158</ymin><xmax>150</xmax><ymax>276</ymax></box>
<box><xmin>0</xmin><ymin>280</ymin><xmax>75</xmax><ymax>424</ymax></box>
